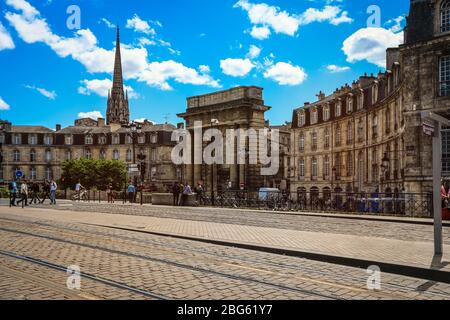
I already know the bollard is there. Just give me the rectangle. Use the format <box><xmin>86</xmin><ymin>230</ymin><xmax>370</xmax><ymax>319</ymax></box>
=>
<box><xmin>140</xmin><ymin>189</ymin><xmax>143</xmax><ymax>206</ymax></box>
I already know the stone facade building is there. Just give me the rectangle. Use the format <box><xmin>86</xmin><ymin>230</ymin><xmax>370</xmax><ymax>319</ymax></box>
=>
<box><xmin>290</xmin><ymin>0</ymin><xmax>450</xmax><ymax>196</ymax></box>
<box><xmin>0</xmin><ymin>28</ymin><xmax>179</xmax><ymax>190</ymax></box>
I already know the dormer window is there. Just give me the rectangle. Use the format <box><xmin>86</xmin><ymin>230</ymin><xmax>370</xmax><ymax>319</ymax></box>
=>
<box><xmin>112</xmin><ymin>134</ymin><xmax>120</xmax><ymax>145</ymax></box>
<box><xmin>372</xmin><ymin>83</ymin><xmax>379</xmax><ymax>104</ymax></box>
<box><xmin>98</xmin><ymin>135</ymin><xmax>107</xmax><ymax>145</ymax></box>
<box><xmin>358</xmin><ymin>92</ymin><xmax>364</xmax><ymax>110</ymax></box>
<box><xmin>13</xmin><ymin>134</ymin><xmax>21</xmax><ymax>145</ymax></box>
<box><xmin>335</xmin><ymin>101</ymin><xmax>342</xmax><ymax>117</ymax></box>
<box><xmin>298</xmin><ymin>111</ymin><xmax>305</xmax><ymax>127</ymax></box>
<box><xmin>44</xmin><ymin>134</ymin><xmax>53</xmax><ymax>145</ymax></box>
<box><xmin>441</xmin><ymin>0</ymin><xmax>450</xmax><ymax>32</ymax></box>
<box><xmin>311</xmin><ymin>108</ymin><xmax>318</xmax><ymax>124</ymax></box>
<box><xmin>65</xmin><ymin>135</ymin><xmax>73</xmax><ymax>145</ymax></box>
<box><xmin>85</xmin><ymin>135</ymin><xmax>93</xmax><ymax>145</ymax></box>
<box><xmin>347</xmin><ymin>96</ymin><xmax>353</xmax><ymax>114</ymax></box>
<box><xmin>28</xmin><ymin>134</ymin><xmax>37</xmax><ymax>145</ymax></box>
<box><xmin>323</xmin><ymin>105</ymin><xmax>330</xmax><ymax>121</ymax></box>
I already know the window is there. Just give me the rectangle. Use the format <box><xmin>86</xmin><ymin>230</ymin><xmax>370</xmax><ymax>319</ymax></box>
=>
<box><xmin>385</xmin><ymin>107</ymin><xmax>391</xmax><ymax>133</ymax></box>
<box><xmin>347</xmin><ymin>122</ymin><xmax>353</xmax><ymax>145</ymax></box>
<box><xmin>85</xmin><ymin>135</ymin><xmax>93</xmax><ymax>145</ymax></box>
<box><xmin>311</xmin><ymin>157</ymin><xmax>318</xmax><ymax>179</ymax></box>
<box><xmin>100</xmin><ymin>149</ymin><xmax>106</xmax><ymax>160</ymax></box>
<box><xmin>150</xmin><ymin>167</ymin><xmax>157</xmax><ymax>181</ymax></box>
<box><xmin>151</xmin><ymin>148</ymin><xmax>157</xmax><ymax>162</ymax></box>
<box><xmin>358</xmin><ymin>92</ymin><xmax>364</xmax><ymax>110</ymax></box>
<box><xmin>126</xmin><ymin>149</ymin><xmax>132</xmax><ymax>162</ymax></box>
<box><xmin>335</xmin><ymin>101</ymin><xmax>342</xmax><ymax>117</ymax></box>
<box><xmin>324</xmin><ymin>156</ymin><xmax>330</xmax><ymax>178</ymax></box>
<box><xmin>311</xmin><ymin>131</ymin><xmax>318</xmax><ymax>151</ymax></box>
<box><xmin>358</xmin><ymin>119</ymin><xmax>364</xmax><ymax>142</ymax></box>
<box><xmin>66</xmin><ymin>150</ymin><xmax>72</xmax><ymax>161</ymax></box>
<box><xmin>112</xmin><ymin>134</ymin><xmax>120</xmax><ymax>145</ymax></box>
<box><xmin>45</xmin><ymin>167</ymin><xmax>52</xmax><ymax>180</ymax></box>
<box><xmin>347</xmin><ymin>96</ymin><xmax>353</xmax><ymax>113</ymax></box>
<box><xmin>311</xmin><ymin>108</ymin><xmax>318</xmax><ymax>124</ymax></box>
<box><xmin>0</xmin><ymin>134</ymin><xmax>4</xmax><ymax>144</ymax></box>
<box><xmin>45</xmin><ymin>150</ymin><xmax>52</xmax><ymax>162</ymax></box>
<box><xmin>335</xmin><ymin>125</ymin><xmax>341</xmax><ymax>146</ymax></box>
<box><xmin>13</xmin><ymin>134</ymin><xmax>21</xmax><ymax>145</ymax></box>
<box><xmin>30</xmin><ymin>149</ymin><xmax>36</xmax><ymax>162</ymax></box>
<box><xmin>441</xmin><ymin>0</ymin><xmax>450</xmax><ymax>32</ymax></box>
<box><xmin>323</xmin><ymin>105</ymin><xmax>330</xmax><ymax>121</ymax></box>
<box><xmin>372</xmin><ymin>114</ymin><xmax>378</xmax><ymax>138</ymax></box>
<box><xmin>151</xmin><ymin>134</ymin><xmax>158</xmax><ymax>144</ymax></box>
<box><xmin>65</xmin><ymin>135</ymin><xmax>73</xmax><ymax>145</ymax></box>
<box><xmin>324</xmin><ymin>128</ymin><xmax>330</xmax><ymax>149</ymax></box>
<box><xmin>98</xmin><ymin>135</ymin><xmax>107</xmax><ymax>145</ymax></box>
<box><xmin>13</xmin><ymin>150</ymin><xmax>20</xmax><ymax>162</ymax></box>
<box><xmin>126</xmin><ymin>135</ymin><xmax>133</xmax><ymax>144</ymax></box>
<box><xmin>347</xmin><ymin>152</ymin><xmax>353</xmax><ymax>177</ymax></box>
<box><xmin>440</xmin><ymin>56</ymin><xmax>450</xmax><ymax>96</ymax></box>
<box><xmin>85</xmin><ymin>149</ymin><xmax>92</xmax><ymax>160</ymax></box>
<box><xmin>30</xmin><ymin>167</ymin><xmax>37</xmax><ymax>181</ymax></box>
<box><xmin>335</xmin><ymin>154</ymin><xmax>341</xmax><ymax>178</ymax></box>
<box><xmin>113</xmin><ymin>149</ymin><xmax>120</xmax><ymax>161</ymax></box>
<box><xmin>299</xmin><ymin>133</ymin><xmax>305</xmax><ymax>152</ymax></box>
<box><xmin>372</xmin><ymin>83</ymin><xmax>379</xmax><ymax>104</ymax></box>
<box><xmin>28</xmin><ymin>134</ymin><xmax>37</xmax><ymax>145</ymax></box>
<box><xmin>138</xmin><ymin>134</ymin><xmax>145</xmax><ymax>144</ymax></box>
<box><xmin>298</xmin><ymin>111</ymin><xmax>305</xmax><ymax>127</ymax></box>
<box><xmin>299</xmin><ymin>159</ymin><xmax>305</xmax><ymax>178</ymax></box>
<box><xmin>44</xmin><ymin>135</ymin><xmax>53</xmax><ymax>145</ymax></box>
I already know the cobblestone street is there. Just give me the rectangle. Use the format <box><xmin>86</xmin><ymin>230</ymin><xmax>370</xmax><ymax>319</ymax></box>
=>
<box><xmin>0</xmin><ymin>202</ymin><xmax>449</xmax><ymax>300</ymax></box>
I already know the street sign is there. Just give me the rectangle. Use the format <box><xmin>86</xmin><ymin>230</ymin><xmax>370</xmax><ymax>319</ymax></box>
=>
<box><xmin>422</xmin><ymin>121</ymin><xmax>435</xmax><ymax>136</ymax></box>
<box><xmin>15</xmin><ymin>170</ymin><xmax>23</xmax><ymax>179</ymax></box>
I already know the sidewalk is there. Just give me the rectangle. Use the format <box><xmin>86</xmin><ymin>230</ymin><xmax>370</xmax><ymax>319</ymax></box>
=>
<box><xmin>1</xmin><ymin>206</ymin><xmax>449</xmax><ymax>281</ymax></box>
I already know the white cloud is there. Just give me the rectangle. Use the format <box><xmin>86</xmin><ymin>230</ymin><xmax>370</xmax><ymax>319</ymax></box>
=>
<box><xmin>25</xmin><ymin>85</ymin><xmax>57</xmax><ymax>99</ymax></box>
<box><xmin>199</xmin><ymin>65</ymin><xmax>211</xmax><ymax>73</ymax></box>
<box><xmin>78</xmin><ymin>79</ymin><xmax>138</xmax><ymax>99</ymax></box>
<box><xmin>234</xmin><ymin>0</ymin><xmax>352</xmax><ymax>40</ymax></box>
<box><xmin>386</xmin><ymin>16</ymin><xmax>405</xmax><ymax>33</ymax></box>
<box><xmin>100</xmin><ymin>18</ymin><xmax>115</xmax><ymax>29</ymax></box>
<box><xmin>78</xmin><ymin>111</ymin><xmax>103</xmax><ymax>120</ymax></box>
<box><xmin>0</xmin><ymin>97</ymin><xmax>10</xmax><ymax>110</ymax></box>
<box><xmin>247</xmin><ymin>45</ymin><xmax>261</xmax><ymax>59</ymax></box>
<box><xmin>5</xmin><ymin>1</ymin><xmax>221</xmax><ymax>91</ymax></box>
<box><xmin>264</xmin><ymin>62</ymin><xmax>307</xmax><ymax>85</ymax></box>
<box><xmin>250</xmin><ymin>26</ymin><xmax>271</xmax><ymax>40</ymax></box>
<box><xmin>220</xmin><ymin>58</ymin><xmax>255</xmax><ymax>77</ymax></box>
<box><xmin>326</xmin><ymin>64</ymin><xmax>350</xmax><ymax>73</ymax></box>
<box><xmin>126</xmin><ymin>14</ymin><xmax>155</xmax><ymax>35</ymax></box>
<box><xmin>342</xmin><ymin>27</ymin><xmax>404</xmax><ymax>68</ymax></box>
<box><xmin>0</xmin><ymin>22</ymin><xmax>15</xmax><ymax>50</ymax></box>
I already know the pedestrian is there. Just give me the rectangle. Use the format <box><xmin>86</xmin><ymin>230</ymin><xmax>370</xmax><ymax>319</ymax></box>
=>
<box><xmin>195</xmin><ymin>183</ymin><xmax>204</xmax><ymax>205</ymax></box>
<box><xmin>442</xmin><ymin>180</ymin><xmax>448</xmax><ymax>208</ymax></box>
<box><xmin>9</xmin><ymin>180</ymin><xmax>18</xmax><ymax>207</ymax></box>
<box><xmin>16</xmin><ymin>180</ymin><xmax>29</xmax><ymax>208</ymax></box>
<box><xmin>40</xmin><ymin>180</ymin><xmax>51</xmax><ymax>204</ymax></box>
<box><xmin>172</xmin><ymin>182</ymin><xmax>180</xmax><ymax>206</ymax></box>
<box><xmin>29</xmin><ymin>181</ymin><xmax>41</xmax><ymax>205</ymax></box>
<box><xmin>50</xmin><ymin>180</ymin><xmax>58</xmax><ymax>205</ymax></box>
<box><xmin>107</xmin><ymin>183</ymin><xmax>115</xmax><ymax>203</ymax></box>
<box><xmin>127</xmin><ymin>181</ymin><xmax>136</xmax><ymax>204</ymax></box>
<box><xmin>181</xmin><ymin>183</ymin><xmax>192</xmax><ymax>206</ymax></box>
<box><xmin>75</xmin><ymin>181</ymin><xmax>83</xmax><ymax>201</ymax></box>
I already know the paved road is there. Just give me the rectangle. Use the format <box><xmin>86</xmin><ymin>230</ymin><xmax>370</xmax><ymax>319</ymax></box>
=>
<box><xmin>0</xmin><ymin>211</ymin><xmax>449</xmax><ymax>300</ymax></box>
<box><xmin>38</xmin><ymin>202</ymin><xmax>450</xmax><ymax>245</ymax></box>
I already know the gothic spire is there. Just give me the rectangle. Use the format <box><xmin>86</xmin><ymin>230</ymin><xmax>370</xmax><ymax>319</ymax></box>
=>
<box><xmin>112</xmin><ymin>26</ymin><xmax>124</xmax><ymax>98</ymax></box>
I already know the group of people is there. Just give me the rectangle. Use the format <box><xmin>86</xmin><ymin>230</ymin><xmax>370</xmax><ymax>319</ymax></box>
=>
<box><xmin>171</xmin><ymin>182</ymin><xmax>206</xmax><ymax>206</ymax></box>
<box><xmin>9</xmin><ymin>179</ymin><xmax>58</xmax><ymax>207</ymax></box>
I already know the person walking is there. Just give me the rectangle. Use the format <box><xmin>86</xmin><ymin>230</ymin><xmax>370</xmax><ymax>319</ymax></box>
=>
<box><xmin>181</xmin><ymin>183</ymin><xmax>192</xmax><ymax>206</ymax></box>
<box><xmin>195</xmin><ymin>183</ymin><xmax>205</xmax><ymax>205</ymax></box>
<box><xmin>16</xmin><ymin>180</ymin><xmax>29</xmax><ymax>208</ymax></box>
<box><xmin>127</xmin><ymin>182</ymin><xmax>136</xmax><ymax>204</ymax></box>
<box><xmin>75</xmin><ymin>181</ymin><xmax>83</xmax><ymax>201</ymax></box>
<box><xmin>50</xmin><ymin>180</ymin><xmax>58</xmax><ymax>205</ymax></box>
<box><xmin>9</xmin><ymin>180</ymin><xmax>18</xmax><ymax>207</ymax></box>
<box><xmin>172</xmin><ymin>182</ymin><xmax>180</xmax><ymax>206</ymax></box>
<box><xmin>107</xmin><ymin>183</ymin><xmax>115</xmax><ymax>203</ymax></box>
<box><xmin>28</xmin><ymin>182</ymin><xmax>41</xmax><ymax>205</ymax></box>
<box><xmin>40</xmin><ymin>180</ymin><xmax>51</xmax><ymax>204</ymax></box>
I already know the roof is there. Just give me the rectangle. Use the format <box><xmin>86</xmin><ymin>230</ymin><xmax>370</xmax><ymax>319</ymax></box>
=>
<box><xmin>57</xmin><ymin>123</ymin><xmax>176</xmax><ymax>134</ymax></box>
<box><xmin>11</xmin><ymin>126</ymin><xmax>54</xmax><ymax>134</ymax></box>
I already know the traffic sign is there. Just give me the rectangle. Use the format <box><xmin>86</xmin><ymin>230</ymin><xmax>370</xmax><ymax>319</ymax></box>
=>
<box><xmin>15</xmin><ymin>170</ymin><xmax>23</xmax><ymax>179</ymax></box>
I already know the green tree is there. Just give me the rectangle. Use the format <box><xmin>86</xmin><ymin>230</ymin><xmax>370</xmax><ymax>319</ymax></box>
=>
<box><xmin>62</xmin><ymin>159</ymin><xmax>127</xmax><ymax>191</ymax></box>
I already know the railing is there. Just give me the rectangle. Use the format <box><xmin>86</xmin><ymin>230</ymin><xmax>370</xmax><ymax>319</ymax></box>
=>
<box><xmin>198</xmin><ymin>191</ymin><xmax>433</xmax><ymax>218</ymax></box>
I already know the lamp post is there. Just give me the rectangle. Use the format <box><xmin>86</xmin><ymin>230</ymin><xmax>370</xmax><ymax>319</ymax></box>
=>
<box><xmin>123</xmin><ymin>121</ymin><xmax>143</xmax><ymax>189</ymax></box>
<box><xmin>210</xmin><ymin>118</ymin><xmax>219</xmax><ymax>205</ymax></box>
<box><xmin>381</xmin><ymin>152</ymin><xmax>390</xmax><ymax>193</ymax></box>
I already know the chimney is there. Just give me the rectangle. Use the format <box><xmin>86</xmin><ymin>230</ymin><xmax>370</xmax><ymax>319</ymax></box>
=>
<box><xmin>97</xmin><ymin>118</ymin><xmax>105</xmax><ymax>127</ymax></box>
<box><xmin>56</xmin><ymin>124</ymin><xmax>61</xmax><ymax>131</ymax></box>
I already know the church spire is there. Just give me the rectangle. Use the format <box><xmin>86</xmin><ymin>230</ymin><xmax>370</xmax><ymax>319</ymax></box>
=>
<box><xmin>106</xmin><ymin>27</ymin><xmax>130</xmax><ymax>125</ymax></box>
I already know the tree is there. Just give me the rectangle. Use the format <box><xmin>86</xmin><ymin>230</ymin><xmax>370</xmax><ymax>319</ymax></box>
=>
<box><xmin>62</xmin><ymin>159</ymin><xmax>127</xmax><ymax>191</ymax></box>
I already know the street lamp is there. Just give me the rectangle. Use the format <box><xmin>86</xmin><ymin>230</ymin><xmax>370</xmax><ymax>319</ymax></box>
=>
<box><xmin>123</xmin><ymin>121</ymin><xmax>143</xmax><ymax>187</ymax></box>
<box><xmin>381</xmin><ymin>152</ymin><xmax>390</xmax><ymax>192</ymax></box>
<box><xmin>210</xmin><ymin>118</ymin><xmax>219</xmax><ymax>205</ymax></box>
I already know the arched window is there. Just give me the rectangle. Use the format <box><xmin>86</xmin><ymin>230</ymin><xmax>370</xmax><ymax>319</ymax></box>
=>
<box><xmin>441</xmin><ymin>0</ymin><xmax>450</xmax><ymax>32</ymax></box>
<box><xmin>30</xmin><ymin>149</ymin><xmax>36</xmax><ymax>162</ymax></box>
<box><xmin>311</xmin><ymin>108</ymin><xmax>318</xmax><ymax>124</ymax></box>
<box><xmin>324</xmin><ymin>156</ymin><xmax>330</xmax><ymax>178</ymax></box>
<box><xmin>98</xmin><ymin>135</ymin><xmax>107</xmax><ymax>145</ymax></box>
<box><xmin>65</xmin><ymin>135</ymin><xmax>73</xmax><ymax>145</ymax></box>
<box><xmin>126</xmin><ymin>149</ymin><xmax>132</xmax><ymax>162</ymax></box>
<box><xmin>113</xmin><ymin>149</ymin><xmax>120</xmax><ymax>161</ymax></box>
<box><xmin>99</xmin><ymin>149</ymin><xmax>106</xmax><ymax>160</ymax></box>
<box><xmin>13</xmin><ymin>150</ymin><xmax>20</xmax><ymax>162</ymax></box>
<box><xmin>335</xmin><ymin>101</ymin><xmax>342</xmax><ymax>117</ymax></box>
<box><xmin>45</xmin><ymin>167</ymin><xmax>52</xmax><ymax>180</ymax></box>
<box><xmin>323</xmin><ymin>105</ymin><xmax>330</xmax><ymax>121</ymax></box>
<box><xmin>440</xmin><ymin>55</ymin><xmax>450</xmax><ymax>96</ymax></box>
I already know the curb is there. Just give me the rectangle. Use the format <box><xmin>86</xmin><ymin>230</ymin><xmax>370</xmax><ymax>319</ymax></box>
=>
<box><xmin>92</xmin><ymin>224</ymin><xmax>450</xmax><ymax>285</ymax></box>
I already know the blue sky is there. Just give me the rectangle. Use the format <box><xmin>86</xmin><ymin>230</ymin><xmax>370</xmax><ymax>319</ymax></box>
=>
<box><xmin>0</xmin><ymin>0</ymin><xmax>408</xmax><ymax>128</ymax></box>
